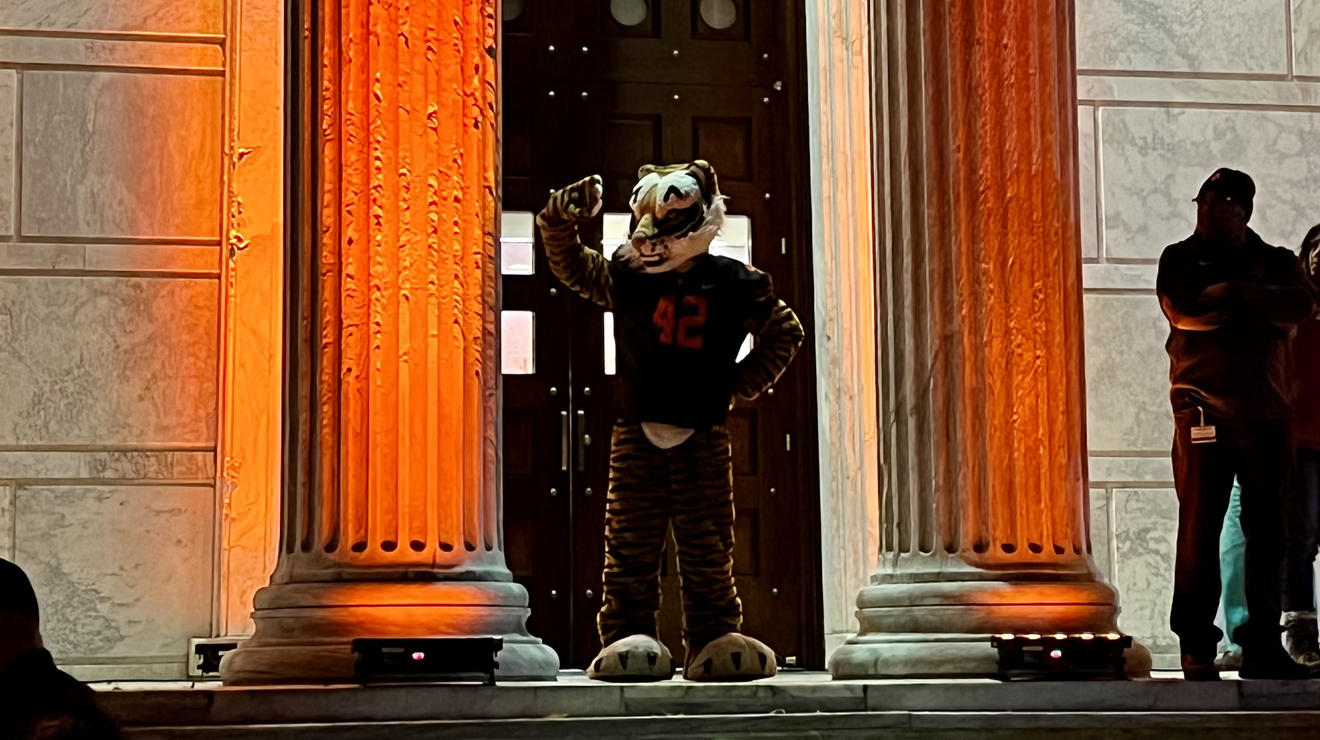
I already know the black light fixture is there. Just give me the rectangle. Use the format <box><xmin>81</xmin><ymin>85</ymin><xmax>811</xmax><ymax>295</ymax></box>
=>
<box><xmin>991</xmin><ymin>632</ymin><xmax>1130</xmax><ymax>680</ymax></box>
<box><xmin>352</xmin><ymin>636</ymin><xmax>504</xmax><ymax>685</ymax></box>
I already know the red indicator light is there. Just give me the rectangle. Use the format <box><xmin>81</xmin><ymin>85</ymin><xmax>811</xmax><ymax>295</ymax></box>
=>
<box><xmin>411</xmin><ymin>651</ymin><xmax>426</xmax><ymax>661</ymax></box>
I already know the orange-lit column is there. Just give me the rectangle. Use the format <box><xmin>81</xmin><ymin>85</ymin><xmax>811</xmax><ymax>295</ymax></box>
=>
<box><xmin>829</xmin><ymin>0</ymin><xmax>1148</xmax><ymax>678</ymax></box>
<box><xmin>220</xmin><ymin>0</ymin><xmax>558</xmax><ymax>683</ymax></box>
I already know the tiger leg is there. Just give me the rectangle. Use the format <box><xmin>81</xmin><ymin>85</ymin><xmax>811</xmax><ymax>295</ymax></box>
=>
<box><xmin>668</xmin><ymin>427</ymin><xmax>776</xmax><ymax>681</ymax></box>
<box><xmin>589</xmin><ymin>424</ymin><xmax>675</xmax><ymax>681</ymax></box>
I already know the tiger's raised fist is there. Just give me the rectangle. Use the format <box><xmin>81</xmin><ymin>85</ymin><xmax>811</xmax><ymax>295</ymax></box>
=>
<box><xmin>543</xmin><ymin>174</ymin><xmax>604</xmax><ymax>224</ymax></box>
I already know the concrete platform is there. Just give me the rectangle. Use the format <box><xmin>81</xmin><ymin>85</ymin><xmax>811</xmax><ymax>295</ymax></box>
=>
<box><xmin>96</xmin><ymin>670</ymin><xmax>1320</xmax><ymax>738</ymax></box>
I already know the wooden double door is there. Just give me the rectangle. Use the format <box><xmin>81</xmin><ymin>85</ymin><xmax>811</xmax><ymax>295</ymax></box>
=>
<box><xmin>499</xmin><ymin>0</ymin><xmax>821</xmax><ymax>669</ymax></box>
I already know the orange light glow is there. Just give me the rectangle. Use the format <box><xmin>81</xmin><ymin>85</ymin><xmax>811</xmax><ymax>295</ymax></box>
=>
<box><xmin>217</xmin><ymin>0</ymin><xmax>286</xmax><ymax>637</ymax></box>
<box><xmin>279</xmin><ymin>0</ymin><xmax>502</xmax><ymax>574</ymax></box>
<box><xmin>875</xmin><ymin>0</ymin><xmax>1090</xmax><ymax>568</ymax></box>
<box><xmin>221</xmin><ymin>0</ymin><xmax>560</xmax><ymax>683</ymax></box>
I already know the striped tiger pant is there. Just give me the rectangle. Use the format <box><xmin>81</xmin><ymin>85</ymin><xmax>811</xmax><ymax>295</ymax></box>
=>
<box><xmin>597</xmin><ymin>423</ymin><xmax>743</xmax><ymax>651</ymax></box>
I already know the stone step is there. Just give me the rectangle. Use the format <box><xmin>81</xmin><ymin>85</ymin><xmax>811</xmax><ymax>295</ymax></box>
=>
<box><xmin>98</xmin><ymin>672</ymin><xmax>1320</xmax><ymax>738</ymax></box>
<box><xmin>122</xmin><ymin>710</ymin><xmax>1320</xmax><ymax>740</ymax></box>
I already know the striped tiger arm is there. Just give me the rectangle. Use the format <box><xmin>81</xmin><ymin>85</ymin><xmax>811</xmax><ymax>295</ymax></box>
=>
<box><xmin>733</xmin><ymin>297</ymin><xmax>805</xmax><ymax>401</ymax></box>
<box><xmin>536</xmin><ymin>175</ymin><xmax>615</xmax><ymax>310</ymax></box>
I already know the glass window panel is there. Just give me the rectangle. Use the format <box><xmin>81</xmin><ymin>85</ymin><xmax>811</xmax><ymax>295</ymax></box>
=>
<box><xmin>602</xmin><ymin>213</ymin><xmax>632</xmax><ymax>261</ymax></box>
<box><xmin>737</xmin><ymin>335</ymin><xmax>752</xmax><ymax>362</ymax></box>
<box><xmin>603</xmin><ymin>311</ymin><xmax>617</xmax><ymax>375</ymax></box>
<box><xmin>709</xmin><ymin>213</ymin><xmax>751</xmax><ymax>264</ymax></box>
<box><xmin>699</xmin><ymin>0</ymin><xmax>738</xmax><ymax>29</ymax></box>
<box><xmin>501</xmin><ymin>211</ymin><xmax>535</xmax><ymax>275</ymax></box>
<box><xmin>501</xmin><ymin>311</ymin><xmax>535</xmax><ymax>374</ymax></box>
<box><xmin>610</xmin><ymin>0</ymin><xmax>649</xmax><ymax>26</ymax></box>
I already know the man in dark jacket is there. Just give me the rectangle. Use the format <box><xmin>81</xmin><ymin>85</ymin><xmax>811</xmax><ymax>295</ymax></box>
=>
<box><xmin>0</xmin><ymin>559</ymin><xmax>120</xmax><ymax>739</ymax></box>
<box><xmin>1157</xmin><ymin>168</ymin><xmax>1316</xmax><ymax>680</ymax></box>
<box><xmin>1282</xmin><ymin>224</ymin><xmax>1320</xmax><ymax>666</ymax></box>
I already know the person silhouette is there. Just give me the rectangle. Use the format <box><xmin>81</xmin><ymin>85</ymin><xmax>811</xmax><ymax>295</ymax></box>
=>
<box><xmin>0</xmin><ymin>558</ymin><xmax>120</xmax><ymax>739</ymax></box>
<box><xmin>1157</xmin><ymin>168</ymin><xmax>1316</xmax><ymax>680</ymax></box>
<box><xmin>1282</xmin><ymin>224</ymin><xmax>1320</xmax><ymax>667</ymax></box>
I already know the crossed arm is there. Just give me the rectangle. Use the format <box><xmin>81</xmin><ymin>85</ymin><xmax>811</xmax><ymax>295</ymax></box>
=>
<box><xmin>1157</xmin><ymin>248</ymin><xmax>1315</xmax><ymax>331</ymax></box>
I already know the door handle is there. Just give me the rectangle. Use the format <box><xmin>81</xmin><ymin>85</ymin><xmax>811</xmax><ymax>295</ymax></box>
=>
<box><xmin>560</xmin><ymin>410</ymin><xmax>569</xmax><ymax>471</ymax></box>
<box><xmin>576</xmin><ymin>409</ymin><xmax>587</xmax><ymax>471</ymax></box>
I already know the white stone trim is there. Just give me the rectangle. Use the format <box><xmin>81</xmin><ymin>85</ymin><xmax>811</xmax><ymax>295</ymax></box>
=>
<box><xmin>1079</xmin><ymin>74</ymin><xmax>1320</xmax><ymax>109</ymax></box>
<box><xmin>804</xmin><ymin>0</ymin><xmax>881</xmax><ymax>660</ymax></box>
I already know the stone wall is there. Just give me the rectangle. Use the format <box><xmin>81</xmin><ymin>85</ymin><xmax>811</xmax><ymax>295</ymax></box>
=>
<box><xmin>1077</xmin><ymin>0</ymin><xmax>1320</xmax><ymax>668</ymax></box>
<box><xmin>1</xmin><ymin>2</ymin><xmax>228</xmax><ymax>680</ymax></box>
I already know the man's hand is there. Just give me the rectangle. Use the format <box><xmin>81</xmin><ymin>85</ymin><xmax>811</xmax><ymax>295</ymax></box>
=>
<box><xmin>550</xmin><ymin>175</ymin><xmax>604</xmax><ymax>223</ymax></box>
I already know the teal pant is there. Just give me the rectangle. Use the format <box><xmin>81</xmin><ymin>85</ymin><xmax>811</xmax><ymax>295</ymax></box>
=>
<box><xmin>1219</xmin><ymin>480</ymin><xmax>1248</xmax><ymax>653</ymax></box>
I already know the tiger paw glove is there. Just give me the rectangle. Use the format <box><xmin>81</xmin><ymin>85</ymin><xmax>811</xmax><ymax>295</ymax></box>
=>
<box><xmin>541</xmin><ymin>174</ymin><xmax>604</xmax><ymax>226</ymax></box>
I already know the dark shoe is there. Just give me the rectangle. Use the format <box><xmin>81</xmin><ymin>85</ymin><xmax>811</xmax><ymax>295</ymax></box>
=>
<box><xmin>1283</xmin><ymin>611</ymin><xmax>1320</xmax><ymax>669</ymax></box>
<box><xmin>1238</xmin><ymin>648</ymin><xmax>1320</xmax><ymax>679</ymax></box>
<box><xmin>1181</xmin><ymin>653</ymin><xmax>1220</xmax><ymax>681</ymax></box>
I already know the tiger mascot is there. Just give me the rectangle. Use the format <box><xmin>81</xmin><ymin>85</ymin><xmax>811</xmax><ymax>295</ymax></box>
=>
<box><xmin>536</xmin><ymin>160</ymin><xmax>804</xmax><ymax>682</ymax></box>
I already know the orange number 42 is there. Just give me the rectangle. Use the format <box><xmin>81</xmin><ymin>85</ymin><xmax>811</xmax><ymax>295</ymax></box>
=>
<box><xmin>653</xmin><ymin>295</ymin><xmax>708</xmax><ymax>350</ymax></box>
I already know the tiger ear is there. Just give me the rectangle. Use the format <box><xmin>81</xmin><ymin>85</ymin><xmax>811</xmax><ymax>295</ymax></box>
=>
<box><xmin>637</xmin><ymin>163</ymin><xmax>661</xmax><ymax>178</ymax></box>
<box><xmin>688</xmin><ymin>160</ymin><xmax>719</xmax><ymax>200</ymax></box>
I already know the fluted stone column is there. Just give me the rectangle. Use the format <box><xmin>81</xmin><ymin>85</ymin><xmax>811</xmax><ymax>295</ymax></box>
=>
<box><xmin>221</xmin><ymin>0</ymin><xmax>558</xmax><ymax>683</ymax></box>
<box><xmin>829</xmin><ymin>0</ymin><xmax>1149</xmax><ymax>678</ymax></box>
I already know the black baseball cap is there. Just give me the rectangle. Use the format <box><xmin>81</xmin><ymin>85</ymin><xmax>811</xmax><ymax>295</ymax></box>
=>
<box><xmin>0</xmin><ymin>558</ymin><xmax>39</xmax><ymax>618</ymax></box>
<box><xmin>1194</xmin><ymin>167</ymin><xmax>1255</xmax><ymax>220</ymax></box>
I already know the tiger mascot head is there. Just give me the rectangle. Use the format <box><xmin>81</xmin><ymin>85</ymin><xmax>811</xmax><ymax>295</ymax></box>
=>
<box><xmin>614</xmin><ymin>160</ymin><xmax>726</xmax><ymax>274</ymax></box>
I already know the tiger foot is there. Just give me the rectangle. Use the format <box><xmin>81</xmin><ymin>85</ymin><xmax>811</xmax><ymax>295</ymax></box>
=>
<box><xmin>683</xmin><ymin>633</ymin><xmax>778</xmax><ymax>682</ymax></box>
<box><xmin>586</xmin><ymin>634</ymin><xmax>675</xmax><ymax>682</ymax></box>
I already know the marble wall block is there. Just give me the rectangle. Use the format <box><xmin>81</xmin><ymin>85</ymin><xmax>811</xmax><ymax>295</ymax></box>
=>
<box><xmin>14</xmin><ymin>486</ymin><xmax>213</xmax><ymax>659</ymax></box>
<box><xmin>0</xmin><ymin>450</ymin><xmax>215</xmax><ymax>480</ymax></box>
<box><xmin>0</xmin><ymin>0</ymin><xmax>223</xmax><ymax>36</ymax></box>
<box><xmin>21</xmin><ymin>71</ymin><xmax>222</xmax><ymax>240</ymax></box>
<box><xmin>1089</xmin><ymin>487</ymin><xmax>1112</xmax><ymax>583</ymax></box>
<box><xmin>1100</xmin><ymin>107</ymin><xmax>1320</xmax><ymax>260</ymax></box>
<box><xmin>1076</xmin><ymin>0</ymin><xmax>1287</xmax><ymax>74</ymax></box>
<box><xmin>1079</xmin><ymin>104</ymin><xmax>1099</xmax><ymax>260</ymax></box>
<box><xmin>1089</xmin><ymin>456</ymin><xmax>1175</xmax><ymax>485</ymax></box>
<box><xmin>1084</xmin><ymin>294</ymin><xmax>1174</xmax><ymax>453</ymax></box>
<box><xmin>0</xmin><ymin>277</ymin><xmax>218</xmax><ymax>446</ymax></box>
<box><xmin>1112</xmin><ymin>488</ymin><xmax>1179</xmax><ymax>658</ymax></box>
<box><xmin>0</xmin><ymin>70</ymin><xmax>14</xmax><ymax>236</ymax></box>
<box><xmin>1296</xmin><ymin>0</ymin><xmax>1320</xmax><ymax>78</ymax></box>
<box><xmin>0</xmin><ymin>484</ymin><xmax>13</xmax><ymax>559</ymax></box>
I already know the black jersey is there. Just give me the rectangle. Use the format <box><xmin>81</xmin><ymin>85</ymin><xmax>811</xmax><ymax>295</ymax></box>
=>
<box><xmin>609</xmin><ymin>254</ymin><xmax>776</xmax><ymax>429</ymax></box>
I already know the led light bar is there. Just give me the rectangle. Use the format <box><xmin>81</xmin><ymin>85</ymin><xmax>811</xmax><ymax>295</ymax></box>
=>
<box><xmin>351</xmin><ymin>637</ymin><xmax>503</xmax><ymax>685</ymax></box>
<box><xmin>990</xmin><ymin>632</ymin><xmax>1131</xmax><ymax>681</ymax></box>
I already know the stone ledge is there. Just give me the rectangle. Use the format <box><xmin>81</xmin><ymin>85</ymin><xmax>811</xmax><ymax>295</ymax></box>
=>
<box><xmin>117</xmin><ymin>711</ymin><xmax>1320</xmax><ymax>740</ymax></box>
<box><xmin>97</xmin><ymin>671</ymin><xmax>1320</xmax><ymax>729</ymax></box>
<box><xmin>1079</xmin><ymin>75</ymin><xmax>1320</xmax><ymax>108</ymax></box>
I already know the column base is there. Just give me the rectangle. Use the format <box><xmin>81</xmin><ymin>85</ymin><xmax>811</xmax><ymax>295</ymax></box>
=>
<box><xmin>828</xmin><ymin>579</ymin><xmax>1152</xmax><ymax>678</ymax></box>
<box><xmin>220</xmin><ymin>581</ymin><xmax>559</xmax><ymax>684</ymax></box>
<box><xmin>829</xmin><ymin>632</ymin><xmax>1152</xmax><ymax>678</ymax></box>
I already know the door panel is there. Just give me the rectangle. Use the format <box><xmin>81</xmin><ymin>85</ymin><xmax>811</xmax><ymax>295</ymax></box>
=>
<box><xmin>501</xmin><ymin>0</ymin><xmax>820</xmax><ymax>670</ymax></box>
<box><xmin>500</xmin><ymin>213</ymin><xmax>575</xmax><ymax>657</ymax></box>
